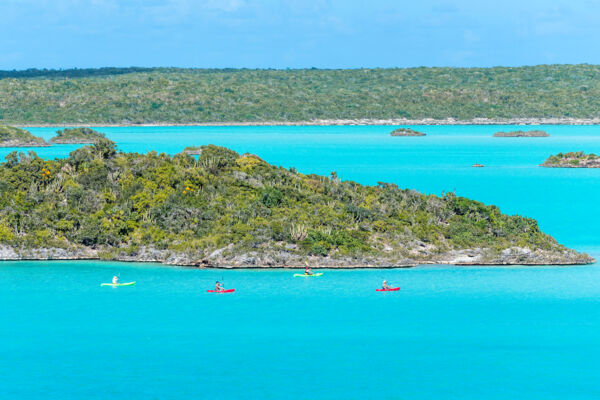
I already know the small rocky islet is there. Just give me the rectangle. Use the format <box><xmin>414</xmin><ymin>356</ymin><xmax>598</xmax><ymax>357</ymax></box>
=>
<box><xmin>493</xmin><ymin>130</ymin><xmax>549</xmax><ymax>137</ymax></box>
<box><xmin>49</xmin><ymin>127</ymin><xmax>106</xmax><ymax>144</ymax></box>
<box><xmin>390</xmin><ymin>128</ymin><xmax>426</xmax><ymax>136</ymax></box>
<box><xmin>541</xmin><ymin>151</ymin><xmax>600</xmax><ymax>168</ymax></box>
<box><xmin>0</xmin><ymin>125</ymin><xmax>49</xmax><ymax>147</ymax></box>
<box><xmin>0</xmin><ymin>124</ymin><xmax>109</xmax><ymax>147</ymax></box>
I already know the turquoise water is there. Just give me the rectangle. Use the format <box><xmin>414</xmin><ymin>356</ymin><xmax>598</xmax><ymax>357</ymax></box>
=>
<box><xmin>1</xmin><ymin>261</ymin><xmax>600</xmax><ymax>399</ymax></box>
<box><xmin>2</xmin><ymin>125</ymin><xmax>600</xmax><ymax>399</ymax></box>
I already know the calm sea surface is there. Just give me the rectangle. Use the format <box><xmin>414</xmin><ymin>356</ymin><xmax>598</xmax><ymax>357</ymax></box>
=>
<box><xmin>1</xmin><ymin>125</ymin><xmax>599</xmax><ymax>399</ymax></box>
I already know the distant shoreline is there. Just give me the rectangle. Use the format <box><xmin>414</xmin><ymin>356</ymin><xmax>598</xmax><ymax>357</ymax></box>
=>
<box><xmin>13</xmin><ymin>117</ymin><xmax>600</xmax><ymax>128</ymax></box>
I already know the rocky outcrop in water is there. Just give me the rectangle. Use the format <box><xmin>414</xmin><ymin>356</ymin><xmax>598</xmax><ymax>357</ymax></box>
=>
<box><xmin>541</xmin><ymin>151</ymin><xmax>600</xmax><ymax>168</ymax></box>
<box><xmin>493</xmin><ymin>130</ymin><xmax>549</xmax><ymax>137</ymax></box>
<box><xmin>390</xmin><ymin>128</ymin><xmax>426</xmax><ymax>136</ymax></box>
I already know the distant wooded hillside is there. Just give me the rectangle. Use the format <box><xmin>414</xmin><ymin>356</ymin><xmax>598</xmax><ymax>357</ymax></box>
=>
<box><xmin>0</xmin><ymin>65</ymin><xmax>599</xmax><ymax>123</ymax></box>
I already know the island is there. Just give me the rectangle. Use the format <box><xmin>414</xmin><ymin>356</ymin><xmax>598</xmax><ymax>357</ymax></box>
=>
<box><xmin>49</xmin><ymin>127</ymin><xmax>106</xmax><ymax>144</ymax></box>
<box><xmin>541</xmin><ymin>151</ymin><xmax>600</xmax><ymax>168</ymax></box>
<box><xmin>493</xmin><ymin>130</ymin><xmax>549</xmax><ymax>137</ymax></box>
<box><xmin>0</xmin><ymin>125</ymin><xmax>49</xmax><ymax>147</ymax></box>
<box><xmin>390</xmin><ymin>128</ymin><xmax>426</xmax><ymax>136</ymax></box>
<box><xmin>0</xmin><ymin>141</ymin><xmax>592</xmax><ymax>267</ymax></box>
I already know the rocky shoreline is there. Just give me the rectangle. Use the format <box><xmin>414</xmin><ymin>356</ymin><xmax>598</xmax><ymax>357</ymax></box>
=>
<box><xmin>0</xmin><ymin>140</ymin><xmax>50</xmax><ymax>147</ymax></box>
<box><xmin>49</xmin><ymin>139</ymin><xmax>97</xmax><ymax>144</ymax></box>
<box><xmin>13</xmin><ymin>117</ymin><xmax>600</xmax><ymax>128</ymax></box>
<box><xmin>0</xmin><ymin>245</ymin><xmax>593</xmax><ymax>268</ymax></box>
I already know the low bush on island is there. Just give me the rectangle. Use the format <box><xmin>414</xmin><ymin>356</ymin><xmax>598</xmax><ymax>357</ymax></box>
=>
<box><xmin>0</xmin><ymin>141</ymin><xmax>591</xmax><ymax>266</ymax></box>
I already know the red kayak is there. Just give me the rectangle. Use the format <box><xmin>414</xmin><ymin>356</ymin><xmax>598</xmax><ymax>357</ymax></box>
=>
<box><xmin>206</xmin><ymin>289</ymin><xmax>235</xmax><ymax>293</ymax></box>
<box><xmin>376</xmin><ymin>287</ymin><xmax>400</xmax><ymax>292</ymax></box>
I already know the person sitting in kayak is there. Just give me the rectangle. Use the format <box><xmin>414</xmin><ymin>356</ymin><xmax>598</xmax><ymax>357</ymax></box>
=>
<box><xmin>215</xmin><ymin>281</ymin><xmax>224</xmax><ymax>292</ymax></box>
<box><xmin>382</xmin><ymin>280</ymin><xmax>390</xmax><ymax>290</ymax></box>
<box><xmin>304</xmin><ymin>266</ymin><xmax>313</xmax><ymax>275</ymax></box>
<box><xmin>112</xmin><ymin>275</ymin><xmax>119</xmax><ymax>284</ymax></box>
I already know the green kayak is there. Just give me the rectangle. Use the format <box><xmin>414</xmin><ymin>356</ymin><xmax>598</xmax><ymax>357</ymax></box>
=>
<box><xmin>293</xmin><ymin>273</ymin><xmax>323</xmax><ymax>277</ymax></box>
<box><xmin>101</xmin><ymin>281</ymin><xmax>136</xmax><ymax>287</ymax></box>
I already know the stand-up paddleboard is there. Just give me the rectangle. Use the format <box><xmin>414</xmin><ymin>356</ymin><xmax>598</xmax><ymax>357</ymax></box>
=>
<box><xmin>101</xmin><ymin>281</ymin><xmax>136</xmax><ymax>287</ymax></box>
<box><xmin>206</xmin><ymin>289</ymin><xmax>235</xmax><ymax>293</ymax></box>
<box><xmin>376</xmin><ymin>287</ymin><xmax>400</xmax><ymax>292</ymax></box>
<box><xmin>293</xmin><ymin>273</ymin><xmax>323</xmax><ymax>277</ymax></box>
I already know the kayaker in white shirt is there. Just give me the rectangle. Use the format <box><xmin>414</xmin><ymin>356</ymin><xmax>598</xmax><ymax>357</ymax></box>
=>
<box><xmin>113</xmin><ymin>275</ymin><xmax>119</xmax><ymax>284</ymax></box>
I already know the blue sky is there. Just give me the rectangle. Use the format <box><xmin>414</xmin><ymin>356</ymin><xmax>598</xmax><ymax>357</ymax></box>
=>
<box><xmin>1</xmin><ymin>0</ymin><xmax>599</xmax><ymax>69</ymax></box>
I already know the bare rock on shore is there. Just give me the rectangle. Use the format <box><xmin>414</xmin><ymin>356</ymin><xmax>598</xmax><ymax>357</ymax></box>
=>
<box><xmin>182</xmin><ymin>146</ymin><xmax>203</xmax><ymax>155</ymax></box>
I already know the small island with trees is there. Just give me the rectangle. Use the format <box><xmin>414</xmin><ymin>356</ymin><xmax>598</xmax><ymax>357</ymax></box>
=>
<box><xmin>49</xmin><ymin>127</ymin><xmax>106</xmax><ymax>144</ymax></box>
<box><xmin>493</xmin><ymin>130</ymin><xmax>549</xmax><ymax>137</ymax></box>
<box><xmin>390</xmin><ymin>128</ymin><xmax>426</xmax><ymax>136</ymax></box>
<box><xmin>0</xmin><ymin>125</ymin><xmax>48</xmax><ymax>147</ymax></box>
<box><xmin>541</xmin><ymin>151</ymin><xmax>600</xmax><ymax>168</ymax></box>
<box><xmin>0</xmin><ymin>141</ymin><xmax>593</xmax><ymax>267</ymax></box>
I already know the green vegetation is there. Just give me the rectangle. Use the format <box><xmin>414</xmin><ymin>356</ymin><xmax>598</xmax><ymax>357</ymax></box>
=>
<box><xmin>0</xmin><ymin>142</ymin><xmax>585</xmax><ymax>264</ymax></box>
<box><xmin>0</xmin><ymin>124</ymin><xmax>47</xmax><ymax>147</ymax></box>
<box><xmin>493</xmin><ymin>130</ymin><xmax>549</xmax><ymax>137</ymax></box>
<box><xmin>390</xmin><ymin>128</ymin><xmax>426</xmax><ymax>136</ymax></box>
<box><xmin>1</xmin><ymin>65</ymin><xmax>600</xmax><ymax>123</ymax></box>
<box><xmin>50</xmin><ymin>127</ymin><xmax>106</xmax><ymax>144</ymax></box>
<box><xmin>541</xmin><ymin>151</ymin><xmax>600</xmax><ymax>168</ymax></box>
